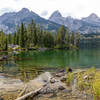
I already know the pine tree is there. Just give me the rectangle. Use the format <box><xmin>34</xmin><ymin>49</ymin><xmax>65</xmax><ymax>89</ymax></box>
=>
<box><xmin>71</xmin><ymin>34</ymin><xmax>75</xmax><ymax>46</ymax></box>
<box><xmin>57</xmin><ymin>25</ymin><xmax>66</xmax><ymax>48</ymax></box>
<box><xmin>19</xmin><ymin>23</ymin><xmax>25</xmax><ymax>48</ymax></box>
<box><xmin>0</xmin><ymin>20</ymin><xmax>80</xmax><ymax>50</ymax></box>
<box><xmin>5</xmin><ymin>36</ymin><xmax>8</xmax><ymax>50</ymax></box>
<box><xmin>44</xmin><ymin>32</ymin><xmax>54</xmax><ymax>48</ymax></box>
<box><xmin>65</xmin><ymin>29</ymin><xmax>70</xmax><ymax>46</ymax></box>
<box><xmin>0</xmin><ymin>31</ymin><xmax>5</xmax><ymax>50</ymax></box>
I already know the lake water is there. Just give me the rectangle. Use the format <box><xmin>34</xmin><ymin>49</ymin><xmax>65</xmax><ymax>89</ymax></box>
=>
<box><xmin>11</xmin><ymin>49</ymin><xmax>100</xmax><ymax>68</ymax></box>
<box><xmin>1</xmin><ymin>39</ymin><xmax>100</xmax><ymax>81</ymax></box>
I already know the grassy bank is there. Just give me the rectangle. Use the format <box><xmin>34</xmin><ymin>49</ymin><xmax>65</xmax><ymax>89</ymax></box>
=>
<box><xmin>66</xmin><ymin>67</ymin><xmax>100</xmax><ymax>99</ymax></box>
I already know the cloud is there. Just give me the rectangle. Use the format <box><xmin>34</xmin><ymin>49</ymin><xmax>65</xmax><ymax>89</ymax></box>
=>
<box><xmin>41</xmin><ymin>11</ymin><xmax>48</xmax><ymax>17</ymax></box>
<box><xmin>13</xmin><ymin>0</ymin><xmax>20</xmax><ymax>2</ymax></box>
<box><xmin>0</xmin><ymin>8</ymin><xmax>16</xmax><ymax>15</ymax></box>
<box><xmin>0</xmin><ymin>0</ymin><xmax>100</xmax><ymax>19</ymax></box>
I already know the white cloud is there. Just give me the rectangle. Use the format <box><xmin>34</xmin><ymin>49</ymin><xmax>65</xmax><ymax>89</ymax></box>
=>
<box><xmin>0</xmin><ymin>0</ymin><xmax>100</xmax><ymax>19</ymax></box>
<box><xmin>41</xmin><ymin>11</ymin><xmax>48</xmax><ymax>17</ymax></box>
<box><xmin>0</xmin><ymin>8</ymin><xmax>16</xmax><ymax>15</ymax></box>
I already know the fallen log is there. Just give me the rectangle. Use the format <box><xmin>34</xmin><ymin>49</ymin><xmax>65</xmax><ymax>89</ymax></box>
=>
<box><xmin>17</xmin><ymin>85</ymin><xmax>27</xmax><ymax>98</ymax></box>
<box><xmin>15</xmin><ymin>88</ymin><xmax>41</xmax><ymax>100</ymax></box>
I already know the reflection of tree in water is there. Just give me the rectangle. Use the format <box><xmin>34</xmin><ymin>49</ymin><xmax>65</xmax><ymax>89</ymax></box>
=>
<box><xmin>0</xmin><ymin>60</ymin><xmax>45</xmax><ymax>82</ymax></box>
<box><xmin>0</xmin><ymin>63</ymin><xmax>4</xmax><ymax>72</ymax></box>
<box><xmin>18</xmin><ymin>66</ymin><xmax>44</xmax><ymax>82</ymax></box>
<box><xmin>0</xmin><ymin>61</ymin><xmax>7</xmax><ymax>72</ymax></box>
<box><xmin>14</xmin><ymin>50</ymin><xmax>81</xmax><ymax>69</ymax></box>
<box><xmin>17</xmin><ymin>65</ymin><xmax>58</xmax><ymax>82</ymax></box>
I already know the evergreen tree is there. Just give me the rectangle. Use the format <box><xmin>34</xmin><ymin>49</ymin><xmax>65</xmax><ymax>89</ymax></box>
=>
<box><xmin>28</xmin><ymin>20</ymin><xmax>36</xmax><ymax>47</ymax></box>
<box><xmin>5</xmin><ymin>36</ymin><xmax>8</xmax><ymax>50</ymax></box>
<box><xmin>44</xmin><ymin>32</ymin><xmax>54</xmax><ymax>48</ymax></box>
<box><xmin>0</xmin><ymin>31</ymin><xmax>5</xmax><ymax>50</ymax></box>
<box><xmin>65</xmin><ymin>29</ymin><xmax>70</xmax><ymax>45</ymax></box>
<box><xmin>0</xmin><ymin>20</ymin><xmax>80</xmax><ymax>51</ymax></box>
<box><xmin>57</xmin><ymin>25</ymin><xmax>66</xmax><ymax>47</ymax></box>
<box><xmin>19</xmin><ymin>23</ymin><xmax>25</xmax><ymax>48</ymax></box>
<box><xmin>71</xmin><ymin>34</ymin><xmax>75</xmax><ymax>46</ymax></box>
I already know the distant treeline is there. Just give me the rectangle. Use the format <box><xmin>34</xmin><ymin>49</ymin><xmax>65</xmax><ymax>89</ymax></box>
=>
<box><xmin>0</xmin><ymin>20</ymin><xmax>80</xmax><ymax>51</ymax></box>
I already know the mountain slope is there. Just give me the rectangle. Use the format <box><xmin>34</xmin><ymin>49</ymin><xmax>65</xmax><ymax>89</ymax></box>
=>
<box><xmin>0</xmin><ymin>8</ymin><xmax>61</xmax><ymax>33</ymax></box>
<box><xmin>49</xmin><ymin>11</ymin><xmax>100</xmax><ymax>34</ymax></box>
<box><xmin>1</xmin><ymin>8</ymin><xmax>100</xmax><ymax>34</ymax></box>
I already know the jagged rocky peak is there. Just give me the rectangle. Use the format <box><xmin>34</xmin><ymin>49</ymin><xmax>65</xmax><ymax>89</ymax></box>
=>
<box><xmin>20</xmin><ymin>8</ymin><xmax>30</xmax><ymax>13</ymax></box>
<box><xmin>49</xmin><ymin>10</ymin><xmax>62</xmax><ymax>18</ymax></box>
<box><xmin>88</xmin><ymin>13</ymin><xmax>99</xmax><ymax>19</ymax></box>
<box><xmin>66</xmin><ymin>16</ymin><xmax>73</xmax><ymax>20</ymax></box>
<box><xmin>0</xmin><ymin>7</ymin><xmax>61</xmax><ymax>33</ymax></box>
<box><xmin>82</xmin><ymin>13</ymin><xmax>100</xmax><ymax>22</ymax></box>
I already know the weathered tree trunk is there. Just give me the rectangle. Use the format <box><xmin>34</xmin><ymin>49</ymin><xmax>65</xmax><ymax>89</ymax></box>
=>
<box><xmin>15</xmin><ymin>88</ymin><xmax>41</xmax><ymax>100</ymax></box>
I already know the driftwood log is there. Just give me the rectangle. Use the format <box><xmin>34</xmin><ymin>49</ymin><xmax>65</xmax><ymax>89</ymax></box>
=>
<box><xmin>15</xmin><ymin>88</ymin><xmax>41</xmax><ymax>100</ymax></box>
<box><xmin>17</xmin><ymin>85</ymin><xmax>27</xmax><ymax>98</ymax></box>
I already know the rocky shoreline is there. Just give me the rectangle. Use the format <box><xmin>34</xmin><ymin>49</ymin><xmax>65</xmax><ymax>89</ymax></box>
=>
<box><xmin>32</xmin><ymin>69</ymin><xmax>94</xmax><ymax>100</ymax></box>
<box><xmin>0</xmin><ymin>68</ymin><xmax>98</xmax><ymax>100</ymax></box>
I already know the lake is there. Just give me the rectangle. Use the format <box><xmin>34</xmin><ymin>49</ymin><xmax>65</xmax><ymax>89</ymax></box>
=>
<box><xmin>1</xmin><ymin>39</ymin><xmax>100</xmax><ymax>81</ymax></box>
<box><xmin>11</xmin><ymin>49</ymin><xmax>100</xmax><ymax>68</ymax></box>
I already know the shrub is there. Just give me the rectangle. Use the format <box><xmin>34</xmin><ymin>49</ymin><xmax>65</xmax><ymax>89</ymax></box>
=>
<box><xmin>66</xmin><ymin>72</ymin><xmax>73</xmax><ymax>86</ymax></box>
<box><xmin>92</xmin><ymin>72</ymin><xmax>100</xmax><ymax>98</ymax></box>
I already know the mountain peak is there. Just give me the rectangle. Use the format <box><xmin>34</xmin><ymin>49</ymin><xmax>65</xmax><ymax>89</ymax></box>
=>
<box><xmin>20</xmin><ymin>8</ymin><xmax>30</xmax><ymax>13</ymax></box>
<box><xmin>49</xmin><ymin>10</ymin><xmax>62</xmax><ymax>18</ymax></box>
<box><xmin>88</xmin><ymin>13</ymin><xmax>99</xmax><ymax>19</ymax></box>
<box><xmin>82</xmin><ymin>13</ymin><xmax>100</xmax><ymax>23</ymax></box>
<box><xmin>66</xmin><ymin>16</ymin><xmax>73</xmax><ymax>19</ymax></box>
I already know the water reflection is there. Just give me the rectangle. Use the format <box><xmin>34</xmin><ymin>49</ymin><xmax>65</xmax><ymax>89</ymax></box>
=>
<box><xmin>0</xmin><ymin>60</ymin><xmax>57</xmax><ymax>82</ymax></box>
<box><xmin>14</xmin><ymin>50</ymin><xmax>80</xmax><ymax>68</ymax></box>
<box><xmin>0</xmin><ymin>41</ymin><xmax>100</xmax><ymax>81</ymax></box>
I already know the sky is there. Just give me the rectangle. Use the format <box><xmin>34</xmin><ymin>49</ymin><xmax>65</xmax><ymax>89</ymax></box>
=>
<box><xmin>0</xmin><ymin>0</ymin><xmax>100</xmax><ymax>19</ymax></box>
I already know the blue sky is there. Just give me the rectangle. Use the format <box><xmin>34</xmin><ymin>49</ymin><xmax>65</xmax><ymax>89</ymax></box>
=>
<box><xmin>0</xmin><ymin>0</ymin><xmax>100</xmax><ymax>19</ymax></box>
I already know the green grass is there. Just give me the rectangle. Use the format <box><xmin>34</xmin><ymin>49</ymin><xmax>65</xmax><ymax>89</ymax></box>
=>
<box><xmin>76</xmin><ymin>67</ymin><xmax>100</xmax><ymax>99</ymax></box>
<box><xmin>66</xmin><ymin>72</ymin><xmax>73</xmax><ymax>85</ymax></box>
<box><xmin>66</xmin><ymin>67</ymin><xmax>100</xmax><ymax>98</ymax></box>
<box><xmin>92</xmin><ymin>72</ymin><xmax>100</xmax><ymax>99</ymax></box>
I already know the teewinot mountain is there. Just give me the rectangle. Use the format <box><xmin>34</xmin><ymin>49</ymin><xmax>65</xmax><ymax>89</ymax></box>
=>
<box><xmin>0</xmin><ymin>8</ymin><xmax>61</xmax><ymax>33</ymax></box>
<box><xmin>0</xmin><ymin>8</ymin><xmax>100</xmax><ymax>34</ymax></box>
<box><xmin>49</xmin><ymin>11</ymin><xmax>100</xmax><ymax>34</ymax></box>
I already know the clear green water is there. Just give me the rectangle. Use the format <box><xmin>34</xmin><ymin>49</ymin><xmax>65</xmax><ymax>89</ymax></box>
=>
<box><xmin>1</xmin><ymin>48</ymin><xmax>100</xmax><ymax>70</ymax></box>
<box><xmin>12</xmin><ymin>49</ymin><xmax>100</xmax><ymax>68</ymax></box>
<box><xmin>1</xmin><ymin>40</ymin><xmax>100</xmax><ymax>81</ymax></box>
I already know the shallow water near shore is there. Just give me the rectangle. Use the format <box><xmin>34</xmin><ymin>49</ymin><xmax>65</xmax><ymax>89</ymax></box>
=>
<box><xmin>1</xmin><ymin>47</ymin><xmax>100</xmax><ymax>80</ymax></box>
<box><xmin>1</xmin><ymin>39</ymin><xmax>100</xmax><ymax>88</ymax></box>
<box><xmin>1</xmin><ymin>47</ymin><xmax>100</xmax><ymax>99</ymax></box>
